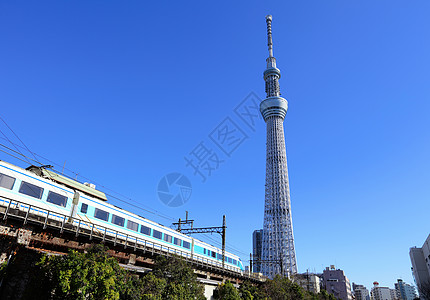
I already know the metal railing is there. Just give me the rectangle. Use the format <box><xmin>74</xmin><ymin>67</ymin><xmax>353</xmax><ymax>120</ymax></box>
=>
<box><xmin>0</xmin><ymin>195</ymin><xmax>262</xmax><ymax>281</ymax></box>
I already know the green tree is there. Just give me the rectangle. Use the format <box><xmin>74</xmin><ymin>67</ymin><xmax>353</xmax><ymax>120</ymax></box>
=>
<box><xmin>214</xmin><ymin>280</ymin><xmax>240</xmax><ymax>300</ymax></box>
<box><xmin>238</xmin><ymin>281</ymin><xmax>258</xmax><ymax>300</ymax></box>
<box><xmin>151</xmin><ymin>255</ymin><xmax>205</xmax><ymax>300</ymax></box>
<box><xmin>259</xmin><ymin>275</ymin><xmax>305</xmax><ymax>300</ymax></box>
<box><xmin>36</xmin><ymin>244</ymin><xmax>131</xmax><ymax>300</ymax></box>
<box><xmin>138</xmin><ymin>272</ymin><xmax>166</xmax><ymax>299</ymax></box>
<box><xmin>317</xmin><ymin>289</ymin><xmax>337</xmax><ymax>300</ymax></box>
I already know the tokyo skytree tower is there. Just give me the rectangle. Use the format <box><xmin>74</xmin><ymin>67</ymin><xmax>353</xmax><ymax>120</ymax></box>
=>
<box><xmin>260</xmin><ymin>15</ymin><xmax>298</xmax><ymax>278</ymax></box>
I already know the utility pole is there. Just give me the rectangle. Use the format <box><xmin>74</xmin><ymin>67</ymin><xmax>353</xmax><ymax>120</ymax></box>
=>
<box><xmin>172</xmin><ymin>211</ymin><xmax>194</xmax><ymax>232</ymax></box>
<box><xmin>250</xmin><ymin>256</ymin><xmax>286</xmax><ymax>277</ymax></box>
<box><xmin>176</xmin><ymin>215</ymin><xmax>227</xmax><ymax>269</ymax></box>
<box><xmin>221</xmin><ymin>215</ymin><xmax>226</xmax><ymax>269</ymax></box>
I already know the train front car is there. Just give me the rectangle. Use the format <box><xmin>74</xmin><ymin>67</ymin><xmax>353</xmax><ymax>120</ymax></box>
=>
<box><xmin>0</xmin><ymin>160</ymin><xmax>76</xmax><ymax>223</ymax></box>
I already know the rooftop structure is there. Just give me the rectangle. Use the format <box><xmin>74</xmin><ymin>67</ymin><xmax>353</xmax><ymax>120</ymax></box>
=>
<box><xmin>353</xmin><ymin>283</ymin><xmax>370</xmax><ymax>300</ymax></box>
<box><xmin>370</xmin><ymin>282</ymin><xmax>396</xmax><ymax>300</ymax></box>
<box><xmin>395</xmin><ymin>279</ymin><xmax>418</xmax><ymax>300</ymax></box>
<box><xmin>322</xmin><ymin>265</ymin><xmax>353</xmax><ymax>300</ymax></box>
<box><xmin>294</xmin><ymin>272</ymin><xmax>321</xmax><ymax>294</ymax></box>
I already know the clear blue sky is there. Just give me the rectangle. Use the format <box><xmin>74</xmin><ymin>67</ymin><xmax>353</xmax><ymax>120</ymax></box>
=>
<box><xmin>1</xmin><ymin>0</ymin><xmax>429</xmax><ymax>291</ymax></box>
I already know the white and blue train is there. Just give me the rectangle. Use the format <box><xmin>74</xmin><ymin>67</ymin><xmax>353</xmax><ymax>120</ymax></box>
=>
<box><xmin>0</xmin><ymin>160</ymin><xmax>244</xmax><ymax>272</ymax></box>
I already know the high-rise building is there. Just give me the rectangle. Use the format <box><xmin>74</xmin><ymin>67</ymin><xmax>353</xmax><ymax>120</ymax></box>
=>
<box><xmin>353</xmin><ymin>283</ymin><xmax>370</xmax><ymax>300</ymax></box>
<box><xmin>370</xmin><ymin>282</ymin><xmax>399</xmax><ymax>300</ymax></box>
<box><xmin>395</xmin><ymin>279</ymin><xmax>418</xmax><ymax>300</ymax></box>
<box><xmin>410</xmin><ymin>234</ymin><xmax>430</xmax><ymax>299</ymax></box>
<box><xmin>252</xmin><ymin>229</ymin><xmax>263</xmax><ymax>273</ymax></box>
<box><xmin>322</xmin><ymin>266</ymin><xmax>353</xmax><ymax>300</ymax></box>
<box><xmin>294</xmin><ymin>272</ymin><xmax>321</xmax><ymax>293</ymax></box>
<box><xmin>260</xmin><ymin>14</ymin><xmax>297</xmax><ymax>278</ymax></box>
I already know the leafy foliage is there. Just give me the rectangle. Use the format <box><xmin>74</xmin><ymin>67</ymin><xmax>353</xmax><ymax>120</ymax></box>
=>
<box><xmin>214</xmin><ymin>280</ymin><xmax>241</xmax><ymax>300</ymax></box>
<box><xmin>37</xmin><ymin>244</ymin><xmax>128</xmax><ymax>300</ymax></box>
<box><xmin>238</xmin><ymin>281</ymin><xmax>257</xmax><ymax>300</ymax></box>
<box><xmin>28</xmin><ymin>245</ymin><xmax>205</xmax><ymax>300</ymax></box>
<box><xmin>151</xmin><ymin>255</ymin><xmax>205</xmax><ymax>300</ymax></box>
<box><xmin>238</xmin><ymin>275</ymin><xmax>338</xmax><ymax>300</ymax></box>
<box><xmin>9</xmin><ymin>244</ymin><xmax>337</xmax><ymax>300</ymax></box>
<box><xmin>259</xmin><ymin>275</ymin><xmax>305</xmax><ymax>300</ymax></box>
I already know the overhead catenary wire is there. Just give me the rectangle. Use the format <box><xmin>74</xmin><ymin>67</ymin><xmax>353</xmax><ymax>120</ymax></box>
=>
<box><xmin>0</xmin><ymin>137</ymin><xmax>249</xmax><ymax>258</ymax></box>
<box><xmin>0</xmin><ymin>129</ymin><xmax>32</xmax><ymax>165</ymax></box>
<box><xmin>0</xmin><ymin>148</ymin><xmax>34</xmax><ymax>166</ymax></box>
<box><xmin>0</xmin><ymin>143</ymin><xmax>42</xmax><ymax>166</ymax></box>
<box><xmin>0</xmin><ymin>140</ymin><xmax>175</xmax><ymax>221</ymax></box>
<box><xmin>0</xmin><ymin>137</ymin><xmax>176</xmax><ymax>221</ymax></box>
<box><xmin>189</xmin><ymin>232</ymin><xmax>248</xmax><ymax>257</ymax></box>
<box><xmin>0</xmin><ymin>115</ymin><xmax>41</xmax><ymax>164</ymax></box>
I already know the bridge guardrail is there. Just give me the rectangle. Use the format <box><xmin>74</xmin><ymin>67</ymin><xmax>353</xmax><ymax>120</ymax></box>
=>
<box><xmin>0</xmin><ymin>196</ymin><xmax>262</xmax><ymax>281</ymax></box>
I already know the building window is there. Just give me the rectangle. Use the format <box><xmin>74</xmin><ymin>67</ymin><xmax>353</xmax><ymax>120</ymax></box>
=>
<box><xmin>46</xmin><ymin>191</ymin><xmax>68</xmax><ymax>207</ymax></box>
<box><xmin>19</xmin><ymin>181</ymin><xmax>43</xmax><ymax>199</ymax></box>
<box><xmin>0</xmin><ymin>173</ymin><xmax>15</xmax><ymax>190</ymax></box>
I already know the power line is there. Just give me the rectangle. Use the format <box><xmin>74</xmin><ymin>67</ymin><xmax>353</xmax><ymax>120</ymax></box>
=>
<box><xmin>0</xmin><ymin>115</ymin><xmax>40</xmax><ymax>164</ymax></box>
<box><xmin>0</xmin><ymin>133</ymin><xmax>248</xmax><ymax>258</ymax></box>
<box><xmin>0</xmin><ymin>129</ymin><xmax>31</xmax><ymax>165</ymax></box>
<box><xmin>0</xmin><ymin>143</ymin><xmax>42</xmax><ymax>166</ymax></box>
<box><xmin>0</xmin><ymin>140</ymin><xmax>175</xmax><ymax>221</ymax></box>
<box><xmin>0</xmin><ymin>148</ymin><xmax>34</xmax><ymax>166</ymax></box>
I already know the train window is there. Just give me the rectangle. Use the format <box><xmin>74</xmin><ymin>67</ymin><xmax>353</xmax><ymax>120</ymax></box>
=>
<box><xmin>211</xmin><ymin>251</ymin><xmax>216</xmax><ymax>258</ymax></box>
<box><xmin>218</xmin><ymin>253</ymin><xmax>223</xmax><ymax>260</ymax></box>
<box><xmin>47</xmin><ymin>191</ymin><xmax>68</xmax><ymax>207</ymax></box>
<box><xmin>94</xmin><ymin>208</ymin><xmax>109</xmax><ymax>221</ymax></box>
<box><xmin>224</xmin><ymin>257</ymin><xmax>228</xmax><ymax>262</ymax></box>
<box><xmin>183</xmin><ymin>241</ymin><xmax>190</xmax><ymax>249</ymax></box>
<box><xmin>127</xmin><ymin>220</ymin><xmax>139</xmax><ymax>232</ymax></box>
<box><xmin>19</xmin><ymin>181</ymin><xmax>43</xmax><ymax>199</ymax></box>
<box><xmin>153</xmin><ymin>230</ymin><xmax>162</xmax><ymax>239</ymax></box>
<box><xmin>81</xmin><ymin>203</ymin><xmax>88</xmax><ymax>214</ymax></box>
<box><xmin>0</xmin><ymin>173</ymin><xmax>15</xmax><ymax>190</ymax></box>
<box><xmin>174</xmin><ymin>237</ymin><xmax>182</xmax><ymax>246</ymax></box>
<box><xmin>164</xmin><ymin>234</ymin><xmax>172</xmax><ymax>243</ymax></box>
<box><xmin>228</xmin><ymin>257</ymin><xmax>232</xmax><ymax>263</ymax></box>
<box><xmin>233</xmin><ymin>259</ymin><xmax>237</xmax><ymax>265</ymax></box>
<box><xmin>111</xmin><ymin>215</ymin><xmax>125</xmax><ymax>227</ymax></box>
<box><xmin>140</xmin><ymin>226</ymin><xmax>151</xmax><ymax>235</ymax></box>
<box><xmin>204</xmin><ymin>249</ymin><xmax>206</xmax><ymax>254</ymax></box>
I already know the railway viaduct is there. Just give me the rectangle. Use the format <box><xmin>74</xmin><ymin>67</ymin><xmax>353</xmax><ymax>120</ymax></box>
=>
<box><xmin>0</xmin><ymin>197</ymin><xmax>264</xmax><ymax>299</ymax></box>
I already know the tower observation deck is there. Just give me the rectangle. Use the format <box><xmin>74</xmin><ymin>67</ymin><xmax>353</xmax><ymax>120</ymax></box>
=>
<box><xmin>260</xmin><ymin>15</ymin><xmax>298</xmax><ymax>278</ymax></box>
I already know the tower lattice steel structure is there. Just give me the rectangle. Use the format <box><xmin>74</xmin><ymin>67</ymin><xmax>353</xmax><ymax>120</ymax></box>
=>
<box><xmin>260</xmin><ymin>15</ymin><xmax>298</xmax><ymax>278</ymax></box>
